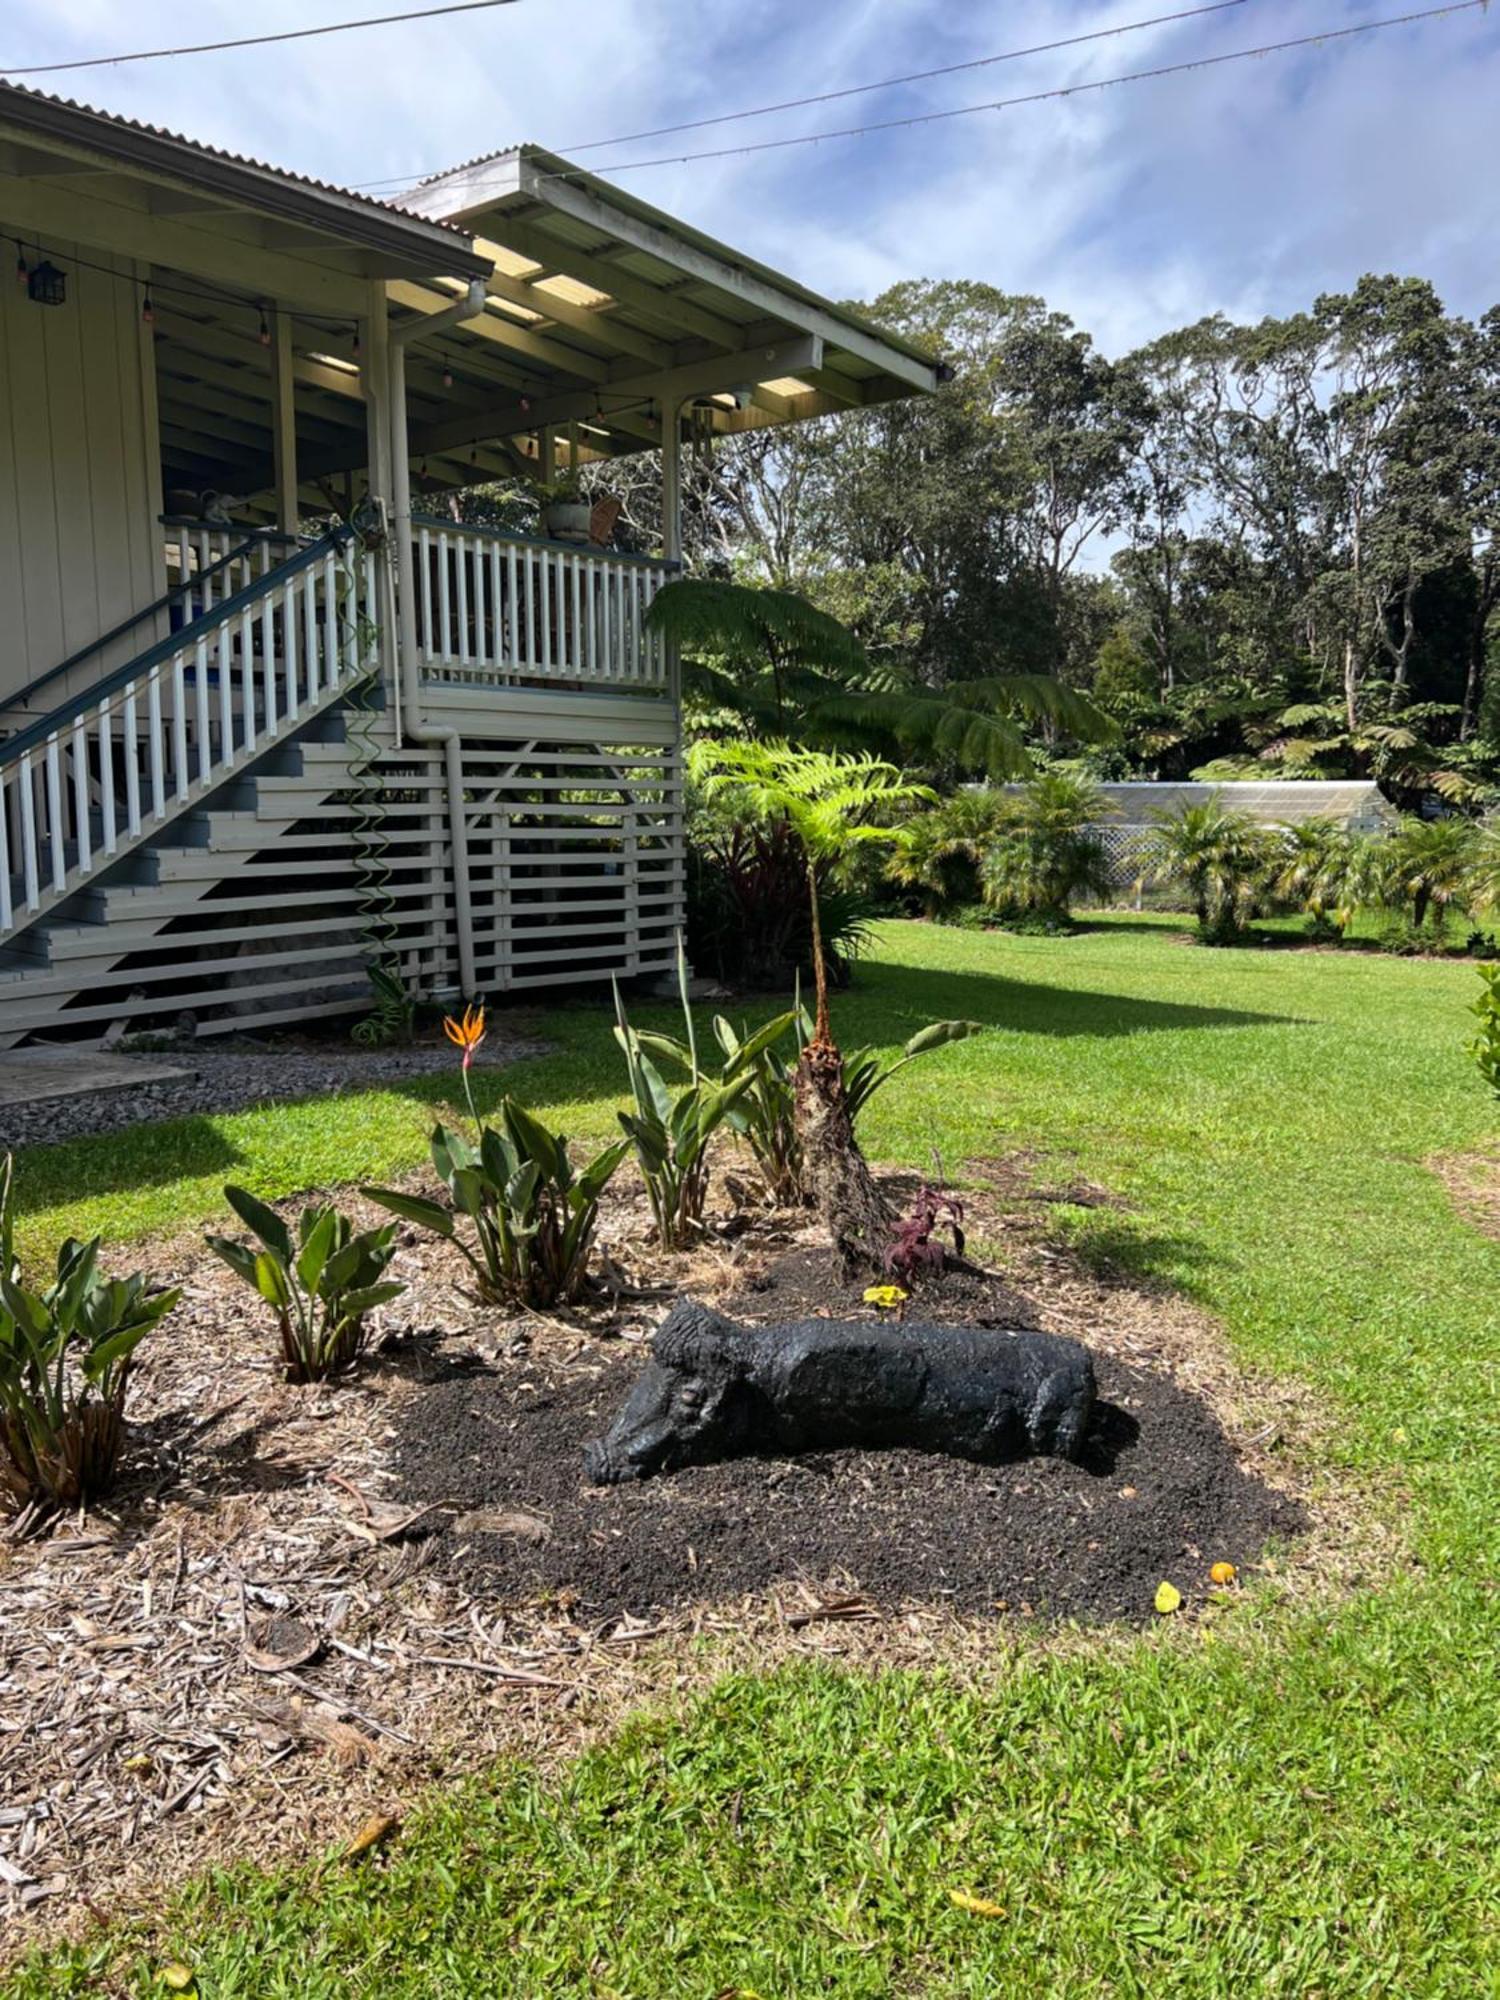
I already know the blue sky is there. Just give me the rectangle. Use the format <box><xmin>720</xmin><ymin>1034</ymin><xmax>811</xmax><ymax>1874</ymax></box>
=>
<box><xmin>4</xmin><ymin>0</ymin><xmax>1494</xmax><ymax>352</ymax></box>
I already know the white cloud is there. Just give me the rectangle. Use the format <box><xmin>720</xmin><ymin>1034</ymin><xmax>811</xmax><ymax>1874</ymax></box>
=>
<box><xmin>4</xmin><ymin>0</ymin><xmax>1494</xmax><ymax>349</ymax></box>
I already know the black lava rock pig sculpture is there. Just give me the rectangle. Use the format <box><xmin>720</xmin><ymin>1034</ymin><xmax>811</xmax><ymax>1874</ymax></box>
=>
<box><xmin>583</xmin><ymin>1298</ymin><xmax>1096</xmax><ymax>1485</ymax></box>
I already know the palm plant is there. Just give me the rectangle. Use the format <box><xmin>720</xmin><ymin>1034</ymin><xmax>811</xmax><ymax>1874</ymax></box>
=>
<box><xmin>1269</xmin><ymin>820</ymin><xmax>1363</xmax><ymax>934</ymax></box>
<box><xmin>1384</xmin><ymin>817</ymin><xmax>1478</xmax><ymax>932</ymax></box>
<box><xmin>1145</xmin><ymin>797</ymin><xmax>1273</xmax><ymax>943</ymax></box>
<box><xmin>980</xmin><ymin>771</ymin><xmax>1113</xmax><ymax>924</ymax></box>
<box><xmin>689</xmin><ymin>741</ymin><xmax>934</xmax><ymax>1268</ymax></box>
<box><xmin>646</xmin><ymin>578</ymin><xmax>1116</xmax><ymax>780</ymax></box>
<box><xmin>1464</xmin><ymin>820</ymin><xmax>1500</xmax><ymax>918</ymax></box>
<box><xmin>886</xmin><ymin>789</ymin><xmax>1009</xmax><ymax>915</ymax></box>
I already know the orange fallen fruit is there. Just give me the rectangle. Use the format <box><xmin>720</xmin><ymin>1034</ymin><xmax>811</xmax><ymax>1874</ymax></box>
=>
<box><xmin>1210</xmin><ymin>1561</ymin><xmax>1238</xmax><ymax>1586</ymax></box>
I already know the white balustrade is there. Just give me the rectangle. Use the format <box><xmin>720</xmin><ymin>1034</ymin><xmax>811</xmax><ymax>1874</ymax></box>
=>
<box><xmin>0</xmin><ymin>537</ymin><xmax>375</xmax><ymax>938</ymax></box>
<box><xmin>413</xmin><ymin>524</ymin><xmax>672</xmax><ymax>688</ymax></box>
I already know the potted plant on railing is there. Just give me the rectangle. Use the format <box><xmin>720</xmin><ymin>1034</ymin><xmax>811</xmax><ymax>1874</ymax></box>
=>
<box><xmin>536</xmin><ymin>474</ymin><xmax>591</xmax><ymax>546</ymax></box>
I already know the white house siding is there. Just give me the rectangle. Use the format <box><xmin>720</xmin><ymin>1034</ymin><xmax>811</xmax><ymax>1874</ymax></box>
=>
<box><xmin>0</xmin><ymin>234</ymin><xmax>164</xmax><ymax>700</ymax></box>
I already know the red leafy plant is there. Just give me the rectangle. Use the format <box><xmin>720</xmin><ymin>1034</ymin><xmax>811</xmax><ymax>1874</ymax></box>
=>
<box><xmin>882</xmin><ymin>1184</ymin><xmax>966</xmax><ymax>1286</ymax></box>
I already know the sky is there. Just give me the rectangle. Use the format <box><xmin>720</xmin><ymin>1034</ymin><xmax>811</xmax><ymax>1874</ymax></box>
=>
<box><xmin>2</xmin><ymin>0</ymin><xmax>1495</xmax><ymax>356</ymax></box>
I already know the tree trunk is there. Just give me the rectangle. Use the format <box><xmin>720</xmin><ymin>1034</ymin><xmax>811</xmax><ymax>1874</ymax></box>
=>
<box><xmin>795</xmin><ymin>857</ymin><xmax>892</xmax><ymax>1272</ymax></box>
<box><xmin>794</xmin><ymin>1039</ymin><xmax>893</xmax><ymax>1275</ymax></box>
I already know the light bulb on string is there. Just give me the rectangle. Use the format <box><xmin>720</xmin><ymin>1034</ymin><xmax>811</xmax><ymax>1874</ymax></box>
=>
<box><xmin>141</xmin><ymin>287</ymin><xmax>155</xmax><ymax>325</ymax></box>
<box><xmin>258</xmin><ymin>308</ymin><xmax>272</xmax><ymax>347</ymax></box>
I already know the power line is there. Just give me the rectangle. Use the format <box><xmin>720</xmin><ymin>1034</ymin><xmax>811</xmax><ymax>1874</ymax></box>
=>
<box><xmin>546</xmin><ymin>0</ymin><xmax>1492</xmax><ymax>180</ymax></box>
<box><xmin>0</xmin><ymin>0</ymin><xmax>526</xmax><ymax>79</ymax></box>
<box><xmin>563</xmin><ymin>1</ymin><xmax>1258</xmax><ymax>158</ymax></box>
<box><xmin>346</xmin><ymin>0</ymin><xmax>1258</xmax><ymax>190</ymax></box>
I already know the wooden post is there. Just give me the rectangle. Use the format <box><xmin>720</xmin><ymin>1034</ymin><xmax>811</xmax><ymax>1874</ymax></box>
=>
<box><xmin>537</xmin><ymin>428</ymin><xmax>556</xmax><ymax>485</ymax></box>
<box><xmin>660</xmin><ymin>398</ymin><xmax>683</xmax><ymax>565</ymax></box>
<box><xmin>270</xmin><ymin>309</ymin><xmax>298</xmax><ymax>536</ymax></box>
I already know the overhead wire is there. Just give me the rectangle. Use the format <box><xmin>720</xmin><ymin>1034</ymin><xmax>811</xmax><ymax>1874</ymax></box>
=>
<box><xmin>346</xmin><ymin>0</ymin><xmax>1257</xmax><ymax>186</ymax></box>
<box><xmin>0</xmin><ymin>0</ymin><xmax>526</xmax><ymax>77</ymax></box>
<box><xmin>537</xmin><ymin>0</ymin><xmax>1492</xmax><ymax>181</ymax></box>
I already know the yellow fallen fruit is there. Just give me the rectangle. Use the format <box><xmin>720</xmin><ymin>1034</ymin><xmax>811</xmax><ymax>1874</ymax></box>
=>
<box><xmin>1210</xmin><ymin>1561</ymin><xmax>1237</xmax><ymax>1586</ymax></box>
<box><xmin>159</xmin><ymin>1968</ymin><xmax>195</xmax><ymax>1993</ymax></box>
<box><xmin>1154</xmin><ymin>1581</ymin><xmax>1182</xmax><ymax>1615</ymax></box>
<box><xmin>344</xmin><ymin>1813</ymin><xmax>399</xmax><ymax>1861</ymax></box>
<box><xmin>949</xmin><ymin>1890</ymin><xmax>1005</xmax><ymax>1917</ymax></box>
<box><xmin>863</xmin><ymin>1284</ymin><xmax>908</xmax><ymax>1308</ymax></box>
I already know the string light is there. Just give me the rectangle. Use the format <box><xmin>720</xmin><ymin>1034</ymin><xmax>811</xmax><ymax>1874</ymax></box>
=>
<box><xmin>258</xmin><ymin>308</ymin><xmax>272</xmax><ymax>347</ymax></box>
<box><xmin>442</xmin><ymin>363</ymin><xmax>454</xmax><ymax>388</ymax></box>
<box><xmin>141</xmin><ymin>286</ymin><xmax>155</xmax><ymax>324</ymax></box>
<box><xmin>14</xmin><ymin>242</ymin><xmax>28</xmax><ymax>288</ymax></box>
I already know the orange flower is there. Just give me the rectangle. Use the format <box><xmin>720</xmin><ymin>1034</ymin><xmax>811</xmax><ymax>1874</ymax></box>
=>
<box><xmin>443</xmin><ymin>1003</ymin><xmax>486</xmax><ymax>1069</ymax></box>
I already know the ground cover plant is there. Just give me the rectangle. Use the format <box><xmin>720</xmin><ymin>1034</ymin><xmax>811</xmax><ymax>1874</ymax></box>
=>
<box><xmin>8</xmin><ymin>915</ymin><xmax>1500</xmax><ymax>1995</ymax></box>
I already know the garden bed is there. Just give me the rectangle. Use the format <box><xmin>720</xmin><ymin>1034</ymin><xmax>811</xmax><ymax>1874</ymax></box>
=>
<box><xmin>0</xmin><ymin>1160</ymin><xmax>1325</xmax><ymax>1949</ymax></box>
<box><xmin>394</xmin><ymin>1247</ymin><xmax>1299</xmax><ymax>1624</ymax></box>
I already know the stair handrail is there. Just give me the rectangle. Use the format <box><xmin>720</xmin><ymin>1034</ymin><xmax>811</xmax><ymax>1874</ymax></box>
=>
<box><xmin>0</xmin><ymin>527</ymin><xmax>352</xmax><ymax>772</ymax></box>
<box><xmin>2</xmin><ymin>527</ymin><xmax>304</xmax><ymax>723</ymax></box>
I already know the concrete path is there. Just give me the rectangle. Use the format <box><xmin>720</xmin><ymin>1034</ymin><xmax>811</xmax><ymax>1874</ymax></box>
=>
<box><xmin>0</xmin><ymin>1050</ymin><xmax>196</xmax><ymax>1109</ymax></box>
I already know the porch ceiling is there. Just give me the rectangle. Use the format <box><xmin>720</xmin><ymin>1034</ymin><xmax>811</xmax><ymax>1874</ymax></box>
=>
<box><xmin>387</xmin><ymin>144</ymin><xmax>944</xmax><ymax>468</ymax></box>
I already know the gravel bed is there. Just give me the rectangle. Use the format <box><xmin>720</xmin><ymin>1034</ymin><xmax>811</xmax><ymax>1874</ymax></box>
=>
<box><xmin>0</xmin><ymin>1035</ymin><xmax>549</xmax><ymax>1151</ymax></box>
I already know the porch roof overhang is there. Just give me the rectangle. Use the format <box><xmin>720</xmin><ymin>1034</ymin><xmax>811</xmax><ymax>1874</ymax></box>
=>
<box><xmin>381</xmin><ymin>143</ymin><xmax>944</xmax><ymax>473</ymax></box>
<box><xmin>0</xmin><ymin>90</ymin><xmax>940</xmax><ymax>507</ymax></box>
<box><xmin>0</xmin><ymin>81</ymin><xmax>491</xmax><ymax>297</ymax></box>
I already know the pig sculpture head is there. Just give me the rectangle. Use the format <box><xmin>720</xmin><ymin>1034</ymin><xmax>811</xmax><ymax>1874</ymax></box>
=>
<box><xmin>582</xmin><ymin>1304</ymin><xmax>755</xmax><ymax>1485</ymax></box>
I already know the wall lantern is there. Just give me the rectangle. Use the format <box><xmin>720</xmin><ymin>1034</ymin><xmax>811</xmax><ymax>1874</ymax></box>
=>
<box><xmin>27</xmin><ymin>260</ymin><xmax>66</xmax><ymax>307</ymax></box>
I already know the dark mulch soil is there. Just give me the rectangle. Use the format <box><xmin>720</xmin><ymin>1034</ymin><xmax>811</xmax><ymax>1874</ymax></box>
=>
<box><xmin>392</xmin><ymin>1250</ymin><xmax>1303</xmax><ymax>1626</ymax></box>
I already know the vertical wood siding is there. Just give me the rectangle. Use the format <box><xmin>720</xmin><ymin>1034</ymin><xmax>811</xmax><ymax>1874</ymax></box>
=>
<box><xmin>0</xmin><ymin>232</ymin><xmax>163</xmax><ymax>698</ymax></box>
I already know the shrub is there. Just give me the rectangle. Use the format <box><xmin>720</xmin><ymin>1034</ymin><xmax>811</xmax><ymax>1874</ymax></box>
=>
<box><xmin>887</xmin><ymin>791</ymin><xmax>1009</xmax><ymax>917</ymax></box>
<box><xmin>206</xmin><ymin>1189</ymin><xmax>403</xmax><ymax>1382</ymax></box>
<box><xmin>1384</xmin><ymin>818</ymin><xmax>1478</xmax><ymax>933</ymax></box>
<box><xmin>0</xmin><ymin>1157</ymin><xmax>180</xmax><ymax>1508</ymax></box>
<box><xmin>882</xmin><ymin>1184</ymin><xmax>966</xmax><ymax>1286</ymax></box>
<box><xmin>686</xmin><ymin>818</ymin><xmax>878</xmax><ymax>991</ymax></box>
<box><xmin>644</xmin><ymin>1004</ymin><xmax>986</xmax><ymax>1210</ymax></box>
<box><xmin>980</xmin><ymin>772</ymin><xmax>1113</xmax><ymax>926</ymax></box>
<box><xmin>366</xmin><ymin>1106</ymin><xmax>627</xmax><ymax>1309</ymax></box>
<box><xmin>1470</xmin><ymin>964</ymin><xmax>1500</xmax><ymax>1102</ymax></box>
<box><xmin>633</xmin><ymin>1005</ymin><xmax>802</xmax><ymax>1207</ymax></box>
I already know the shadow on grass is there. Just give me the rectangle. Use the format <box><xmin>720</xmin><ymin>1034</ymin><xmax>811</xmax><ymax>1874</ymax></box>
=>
<box><xmin>1053</xmin><ymin>1213</ymin><xmax>1226</xmax><ymax>1288</ymax></box>
<box><xmin>854</xmin><ymin>959</ymin><xmax>1300</xmax><ymax>1041</ymax></box>
<box><xmin>14</xmin><ymin>1114</ymin><xmax>244</xmax><ymax>1207</ymax></box>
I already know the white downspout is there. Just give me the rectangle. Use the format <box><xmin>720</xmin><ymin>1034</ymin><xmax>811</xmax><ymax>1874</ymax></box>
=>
<box><xmin>388</xmin><ymin>277</ymin><xmax>487</xmax><ymax>1001</ymax></box>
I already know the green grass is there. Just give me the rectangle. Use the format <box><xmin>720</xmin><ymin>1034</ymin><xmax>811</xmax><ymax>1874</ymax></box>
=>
<box><xmin>13</xmin><ymin>916</ymin><xmax>1500</xmax><ymax>1997</ymax></box>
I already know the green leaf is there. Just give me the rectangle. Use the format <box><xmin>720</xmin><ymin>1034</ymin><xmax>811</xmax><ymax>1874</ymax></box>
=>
<box><xmin>296</xmin><ymin>1208</ymin><xmax>339</xmax><ymax>1294</ymax></box>
<box><xmin>361</xmin><ymin>1188</ymin><xmax>454</xmax><ymax>1238</ymax></box>
<box><xmin>253</xmin><ymin>1251</ymin><xmax>292</xmax><ymax>1311</ymax></box>
<box><xmin>224</xmin><ymin>1186</ymin><xmax>293</xmax><ymax>1264</ymax></box>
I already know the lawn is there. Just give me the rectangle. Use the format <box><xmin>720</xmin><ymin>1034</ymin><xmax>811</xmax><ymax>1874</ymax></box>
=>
<box><xmin>12</xmin><ymin>914</ymin><xmax>1500</xmax><ymax>1997</ymax></box>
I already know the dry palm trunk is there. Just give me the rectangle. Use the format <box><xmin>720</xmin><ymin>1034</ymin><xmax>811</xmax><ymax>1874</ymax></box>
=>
<box><xmin>793</xmin><ymin>861</ymin><xmax>891</xmax><ymax>1267</ymax></box>
<box><xmin>794</xmin><ymin>1039</ymin><xmax>893</xmax><ymax>1274</ymax></box>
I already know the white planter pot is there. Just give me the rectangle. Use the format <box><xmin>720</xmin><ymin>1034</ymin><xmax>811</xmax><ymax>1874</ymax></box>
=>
<box><xmin>542</xmin><ymin>500</ymin><xmax>591</xmax><ymax>544</ymax></box>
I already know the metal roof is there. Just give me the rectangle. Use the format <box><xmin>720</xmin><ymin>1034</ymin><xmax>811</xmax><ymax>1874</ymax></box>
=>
<box><xmin>1087</xmin><ymin>782</ymin><xmax>1399</xmax><ymax>826</ymax></box>
<box><xmin>0</xmin><ymin>80</ymin><xmax>491</xmax><ymax>281</ymax></box>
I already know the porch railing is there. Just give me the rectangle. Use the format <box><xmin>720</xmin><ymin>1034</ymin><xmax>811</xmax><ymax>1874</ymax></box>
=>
<box><xmin>0</xmin><ymin>530</ymin><xmax>376</xmax><ymax>939</ymax></box>
<box><xmin>413</xmin><ymin>520</ymin><xmax>674</xmax><ymax>690</ymax></box>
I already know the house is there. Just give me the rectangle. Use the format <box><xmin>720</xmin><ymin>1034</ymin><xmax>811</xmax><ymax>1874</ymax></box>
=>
<box><xmin>0</xmin><ymin>86</ymin><xmax>940</xmax><ymax>1046</ymax></box>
